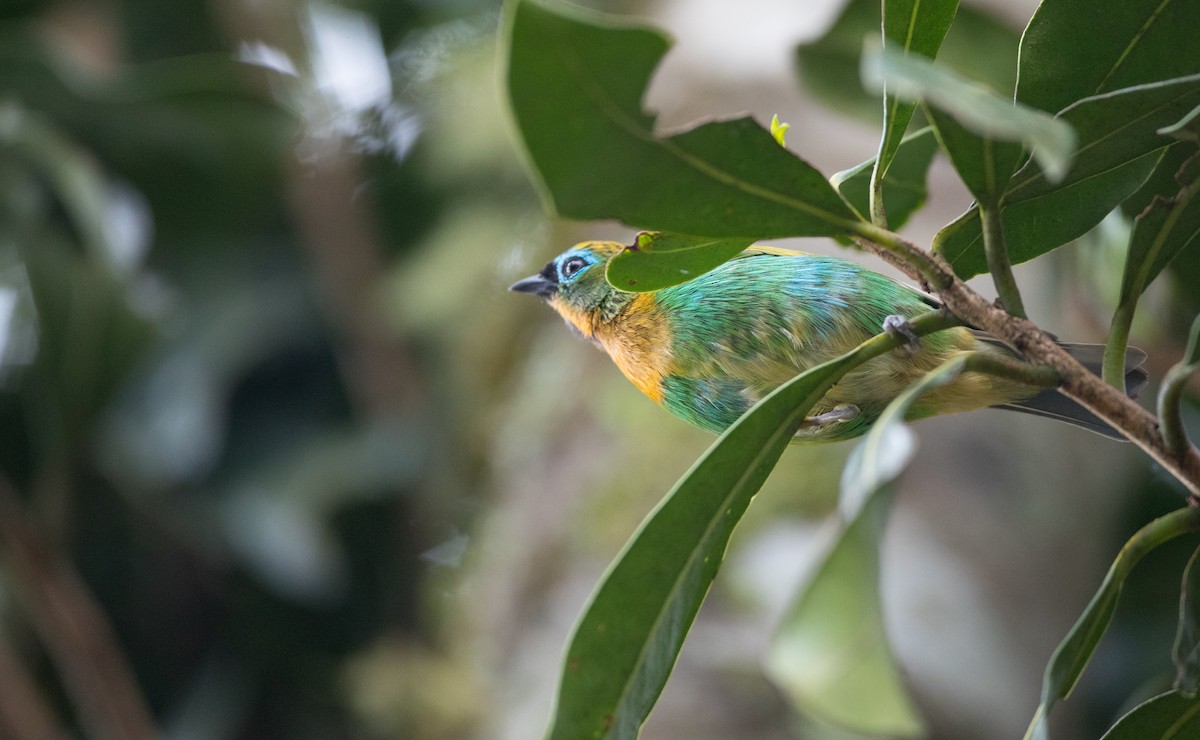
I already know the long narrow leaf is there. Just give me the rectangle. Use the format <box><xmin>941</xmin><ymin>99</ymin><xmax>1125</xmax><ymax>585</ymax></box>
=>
<box><xmin>548</xmin><ymin>347</ymin><xmax>875</xmax><ymax>739</ymax></box>
<box><xmin>1026</xmin><ymin>507</ymin><xmax>1200</xmax><ymax>740</ymax></box>
<box><xmin>872</xmin><ymin>0</ymin><xmax>959</xmax><ymax>194</ymax></box>
<box><xmin>765</xmin><ymin>356</ymin><xmax>968</xmax><ymax>736</ymax></box>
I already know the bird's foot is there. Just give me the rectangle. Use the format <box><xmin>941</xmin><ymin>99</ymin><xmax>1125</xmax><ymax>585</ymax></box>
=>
<box><xmin>801</xmin><ymin>403</ymin><xmax>860</xmax><ymax>430</ymax></box>
<box><xmin>883</xmin><ymin>314</ymin><xmax>920</xmax><ymax>353</ymax></box>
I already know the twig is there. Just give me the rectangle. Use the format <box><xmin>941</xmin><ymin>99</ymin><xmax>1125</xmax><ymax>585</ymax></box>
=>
<box><xmin>1159</xmin><ymin>315</ymin><xmax>1200</xmax><ymax>457</ymax></box>
<box><xmin>979</xmin><ymin>201</ymin><xmax>1026</xmax><ymax>318</ymax></box>
<box><xmin>851</xmin><ymin>223</ymin><xmax>1200</xmax><ymax>503</ymax></box>
<box><xmin>0</xmin><ymin>476</ymin><xmax>157</xmax><ymax>740</ymax></box>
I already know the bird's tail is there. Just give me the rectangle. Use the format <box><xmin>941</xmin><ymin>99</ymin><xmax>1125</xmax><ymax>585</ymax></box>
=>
<box><xmin>993</xmin><ymin>343</ymin><xmax>1148</xmax><ymax>440</ymax></box>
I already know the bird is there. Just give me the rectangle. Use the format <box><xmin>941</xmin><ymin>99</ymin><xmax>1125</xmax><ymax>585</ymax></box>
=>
<box><xmin>510</xmin><ymin>239</ymin><xmax>1145</xmax><ymax>443</ymax></box>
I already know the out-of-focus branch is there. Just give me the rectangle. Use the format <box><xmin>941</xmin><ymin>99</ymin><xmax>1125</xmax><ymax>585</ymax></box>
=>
<box><xmin>0</xmin><ymin>476</ymin><xmax>157</xmax><ymax>740</ymax></box>
<box><xmin>0</xmin><ymin>632</ymin><xmax>67</xmax><ymax>740</ymax></box>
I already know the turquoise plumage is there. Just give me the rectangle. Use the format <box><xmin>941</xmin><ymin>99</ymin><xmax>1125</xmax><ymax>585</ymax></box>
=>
<box><xmin>511</xmin><ymin>240</ymin><xmax>1140</xmax><ymax>442</ymax></box>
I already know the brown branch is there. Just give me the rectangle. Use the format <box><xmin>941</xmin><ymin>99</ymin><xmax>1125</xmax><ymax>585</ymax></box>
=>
<box><xmin>0</xmin><ymin>476</ymin><xmax>157</xmax><ymax>740</ymax></box>
<box><xmin>0</xmin><ymin>631</ymin><xmax>67</xmax><ymax>740</ymax></box>
<box><xmin>851</xmin><ymin>225</ymin><xmax>1200</xmax><ymax>503</ymax></box>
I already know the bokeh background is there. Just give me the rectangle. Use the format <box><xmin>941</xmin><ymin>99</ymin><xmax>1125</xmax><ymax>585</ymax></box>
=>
<box><xmin>1</xmin><ymin>0</ymin><xmax>1198</xmax><ymax>738</ymax></box>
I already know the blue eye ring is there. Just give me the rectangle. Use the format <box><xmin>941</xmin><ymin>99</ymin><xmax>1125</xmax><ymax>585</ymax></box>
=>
<box><xmin>561</xmin><ymin>255</ymin><xmax>588</xmax><ymax>280</ymax></box>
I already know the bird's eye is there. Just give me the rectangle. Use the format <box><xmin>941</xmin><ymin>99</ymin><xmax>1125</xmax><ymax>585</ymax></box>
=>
<box><xmin>561</xmin><ymin>256</ymin><xmax>588</xmax><ymax>279</ymax></box>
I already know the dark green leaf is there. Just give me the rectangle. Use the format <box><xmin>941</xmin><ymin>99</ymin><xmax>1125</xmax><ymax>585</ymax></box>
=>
<box><xmin>765</xmin><ymin>356</ymin><xmax>967</xmax><ymax>736</ymax></box>
<box><xmin>795</xmin><ymin>0</ymin><xmax>1019</xmax><ymax>122</ymax></box>
<box><xmin>935</xmin><ymin>74</ymin><xmax>1200</xmax><ymax>278</ymax></box>
<box><xmin>1026</xmin><ymin>507</ymin><xmax>1200</xmax><ymax>740</ymax></box>
<box><xmin>1100</xmin><ymin>690</ymin><xmax>1200</xmax><ymax>739</ymax></box>
<box><xmin>506</xmin><ymin>0</ymin><xmax>860</xmax><ymax>240</ymax></box>
<box><xmin>605</xmin><ymin>232</ymin><xmax>755</xmax><ymax>292</ymax></box>
<box><xmin>547</xmin><ymin>348</ymin><xmax>874</xmax><ymax>740</ymax></box>
<box><xmin>830</xmin><ymin>127</ymin><xmax>939</xmax><ymax>228</ymax></box>
<box><xmin>1118</xmin><ymin>151</ymin><xmax>1200</xmax><ymax>309</ymax></box>
<box><xmin>874</xmin><ymin>0</ymin><xmax>959</xmax><ymax>181</ymax></box>
<box><xmin>924</xmin><ymin>107</ymin><xmax>1024</xmax><ymax>205</ymax></box>
<box><xmin>1174</xmin><ymin>545</ymin><xmax>1200</xmax><ymax>695</ymax></box>
<box><xmin>1017</xmin><ymin>0</ymin><xmax>1200</xmax><ymax>116</ymax></box>
<box><xmin>862</xmin><ymin>42</ymin><xmax>1075</xmax><ymax>184</ymax></box>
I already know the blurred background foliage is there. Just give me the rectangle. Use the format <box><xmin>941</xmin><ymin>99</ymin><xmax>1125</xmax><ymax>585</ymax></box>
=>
<box><xmin>0</xmin><ymin>0</ymin><xmax>1198</xmax><ymax>738</ymax></box>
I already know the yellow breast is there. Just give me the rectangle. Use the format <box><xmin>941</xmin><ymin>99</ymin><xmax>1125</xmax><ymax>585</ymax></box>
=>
<box><xmin>549</xmin><ymin>293</ymin><xmax>671</xmax><ymax>403</ymax></box>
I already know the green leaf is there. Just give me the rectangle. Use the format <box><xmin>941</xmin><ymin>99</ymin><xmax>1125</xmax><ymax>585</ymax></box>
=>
<box><xmin>547</xmin><ymin>348</ymin><xmax>873</xmax><ymax>739</ymax></box>
<box><xmin>794</xmin><ymin>0</ymin><xmax>1019</xmax><ymax>123</ymax></box>
<box><xmin>1017</xmin><ymin>0</ymin><xmax>1200</xmax><ymax>116</ymax></box>
<box><xmin>830</xmin><ymin>127</ymin><xmax>939</xmax><ymax>229</ymax></box>
<box><xmin>936</xmin><ymin>74</ymin><xmax>1200</xmax><ymax>278</ymax></box>
<box><xmin>1025</xmin><ymin>507</ymin><xmax>1200</xmax><ymax>740</ymax></box>
<box><xmin>505</xmin><ymin>0</ymin><xmax>860</xmax><ymax>239</ymax></box>
<box><xmin>862</xmin><ymin>41</ymin><xmax>1075</xmax><ymax>184</ymax></box>
<box><xmin>1174</xmin><ymin>545</ymin><xmax>1200</xmax><ymax>695</ymax></box>
<box><xmin>1100</xmin><ymin>690</ymin><xmax>1200</xmax><ymax>739</ymax></box>
<box><xmin>925</xmin><ymin>108</ymin><xmax>1024</xmax><ymax>206</ymax></box>
<box><xmin>873</xmin><ymin>0</ymin><xmax>959</xmax><ymax>183</ymax></box>
<box><xmin>605</xmin><ymin>232</ymin><xmax>755</xmax><ymax>292</ymax></box>
<box><xmin>1118</xmin><ymin>150</ymin><xmax>1200</xmax><ymax>309</ymax></box>
<box><xmin>765</xmin><ymin>356</ymin><xmax>968</xmax><ymax>737</ymax></box>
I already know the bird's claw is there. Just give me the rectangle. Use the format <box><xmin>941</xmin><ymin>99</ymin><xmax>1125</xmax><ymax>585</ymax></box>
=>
<box><xmin>884</xmin><ymin>314</ymin><xmax>920</xmax><ymax>353</ymax></box>
<box><xmin>801</xmin><ymin>403</ymin><xmax>860</xmax><ymax>429</ymax></box>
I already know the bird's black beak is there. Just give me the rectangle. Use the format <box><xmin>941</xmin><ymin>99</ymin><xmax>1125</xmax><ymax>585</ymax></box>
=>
<box><xmin>508</xmin><ymin>262</ymin><xmax>558</xmax><ymax>298</ymax></box>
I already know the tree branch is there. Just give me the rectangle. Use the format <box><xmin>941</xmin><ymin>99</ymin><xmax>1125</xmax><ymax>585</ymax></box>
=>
<box><xmin>851</xmin><ymin>223</ymin><xmax>1200</xmax><ymax>503</ymax></box>
<box><xmin>0</xmin><ymin>476</ymin><xmax>157</xmax><ymax>740</ymax></box>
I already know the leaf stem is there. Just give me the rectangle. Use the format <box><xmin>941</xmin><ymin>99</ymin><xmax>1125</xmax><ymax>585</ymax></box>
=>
<box><xmin>1104</xmin><ymin>302</ymin><xmax>1136</xmax><ymax>392</ymax></box>
<box><xmin>963</xmin><ymin>352</ymin><xmax>1060</xmax><ymax>388</ymax></box>
<box><xmin>979</xmin><ymin>201</ymin><xmax>1027</xmax><ymax>318</ymax></box>
<box><xmin>869</xmin><ymin>159</ymin><xmax>888</xmax><ymax>227</ymax></box>
<box><xmin>1159</xmin><ymin>314</ymin><xmax>1200</xmax><ymax>457</ymax></box>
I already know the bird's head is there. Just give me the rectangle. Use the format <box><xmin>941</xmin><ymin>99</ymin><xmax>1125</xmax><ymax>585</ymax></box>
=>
<box><xmin>509</xmin><ymin>241</ymin><xmax>631</xmax><ymax>335</ymax></box>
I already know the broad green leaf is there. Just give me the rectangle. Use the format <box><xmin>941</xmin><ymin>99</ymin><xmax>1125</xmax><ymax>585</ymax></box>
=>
<box><xmin>505</xmin><ymin>0</ymin><xmax>860</xmax><ymax>240</ymax></box>
<box><xmin>862</xmin><ymin>42</ymin><xmax>1075</xmax><ymax>184</ymax></box>
<box><xmin>1025</xmin><ymin>507</ymin><xmax>1200</xmax><ymax>740</ymax></box>
<box><xmin>766</xmin><ymin>356</ymin><xmax>968</xmax><ymax>737</ymax></box>
<box><xmin>794</xmin><ymin>0</ymin><xmax>1018</xmax><ymax>123</ymax></box>
<box><xmin>548</xmin><ymin>346</ymin><xmax>875</xmax><ymax>739</ymax></box>
<box><xmin>1174</xmin><ymin>545</ymin><xmax>1200</xmax><ymax>695</ymax></box>
<box><xmin>1100</xmin><ymin>690</ymin><xmax>1200</xmax><ymax>739</ymax></box>
<box><xmin>1118</xmin><ymin>151</ymin><xmax>1200</xmax><ymax>309</ymax></box>
<box><xmin>830</xmin><ymin>127</ymin><xmax>939</xmax><ymax>229</ymax></box>
<box><xmin>873</xmin><ymin>0</ymin><xmax>959</xmax><ymax>189</ymax></box>
<box><xmin>935</xmin><ymin>74</ymin><xmax>1200</xmax><ymax>277</ymax></box>
<box><xmin>605</xmin><ymin>232</ymin><xmax>754</xmax><ymax>292</ymax></box>
<box><xmin>1017</xmin><ymin>0</ymin><xmax>1200</xmax><ymax>116</ymax></box>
